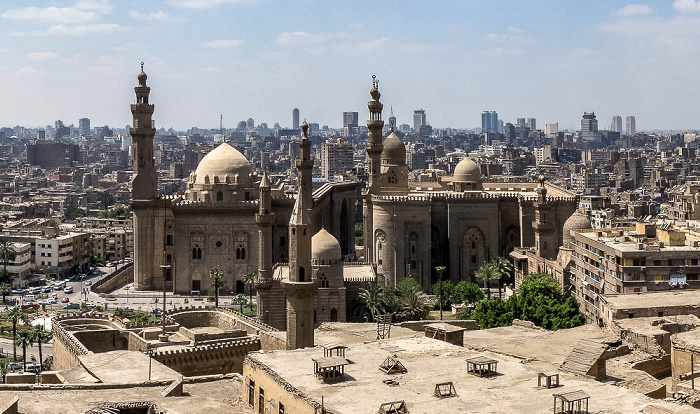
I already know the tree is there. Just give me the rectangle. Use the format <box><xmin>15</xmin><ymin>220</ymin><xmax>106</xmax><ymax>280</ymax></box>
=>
<box><xmin>432</xmin><ymin>266</ymin><xmax>450</xmax><ymax>320</ymax></box>
<box><xmin>243</xmin><ymin>272</ymin><xmax>255</xmax><ymax>307</ymax></box>
<box><xmin>15</xmin><ymin>329</ymin><xmax>34</xmax><ymax>370</ymax></box>
<box><xmin>381</xmin><ymin>288</ymin><xmax>401</xmax><ymax>315</ymax></box>
<box><xmin>355</xmin><ymin>223</ymin><xmax>363</xmax><ymax>247</ymax></box>
<box><xmin>64</xmin><ymin>207</ymin><xmax>87</xmax><ymax>221</ymax></box>
<box><xmin>0</xmin><ymin>238</ymin><xmax>16</xmax><ymax>283</ymax></box>
<box><xmin>475</xmin><ymin>263</ymin><xmax>499</xmax><ymax>298</ymax></box>
<box><xmin>453</xmin><ymin>281</ymin><xmax>485</xmax><ymax>305</ymax></box>
<box><xmin>33</xmin><ymin>325</ymin><xmax>51</xmax><ymax>373</ymax></box>
<box><xmin>397</xmin><ymin>277</ymin><xmax>420</xmax><ymax>294</ymax></box>
<box><xmin>233</xmin><ymin>293</ymin><xmax>247</xmax><ymax>314</ymax></box>
<box><xmin>5</xmin><ymin>307</ymin><xmax>25</xmax><ymax>361</ymax></box>
<box><xmin>208</xmin><ymin>266</ymin><xmax>225</xmax><ymax>308</ymax></box>
<box><xmin>399</xmin><ymin>285</ymin><xmax>432</xmax><ymax>321</ymax></box>
<box><xmin>511</xmin><ymin>273</ymin><xmax>585</xmax><ymax>330</ymax></box>
<box><xmin>471</xmin><ymin>298</ymin><xmax>514</xmax><ymax>329</ymax></box>
<box><xmin>0</xmin><ymin>282</ymin><xmax>8</xmax><ymax>303</ymax></box>
<box><xmin>491</xmin><ymin>257</ymin><xmax>514</xmax><ymax>299</ymax></box>
<box><xmin>358</xmin><ymin>283</ymin><xmax>385</xmax><ymax>321</ymax></box>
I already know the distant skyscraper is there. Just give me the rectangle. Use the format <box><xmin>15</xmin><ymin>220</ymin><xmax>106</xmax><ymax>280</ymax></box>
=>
<box><xmin>246</xmin><ymin>118</ymin><xmax>254</xmax><ymax>130</ymax></box>
<box><xmin>504</xmin><ymin>122</ymin><xmax>515</xmax><ymax>144</ymax></box>
<box><xmin>413</xmin><ymin>109</ymin><xmax>426</xmax><ymax>131</ymax></box>
<box><xmin>625</xmin><ymin>116</ymin><xmax>636</xmax><ymax>136</ymax></box>
<box><xmin>342</xmin><ymin>111</ymin><xmax>359</xmax><ymax>128</ymax></box>
<box><xmin>322</xmin><ymin>138</ymin><xmax>353</xmax><ymax>179</ymax></box>
<box><xmin>544</xmin><ymin>122</ymin><xmax>558</xmax><ymax>135</ymax></box>
<box><xmin>498</xmin><ymin>120</ymin><xmax>504</xmax><ymax>134</ymax></box>
<box><xmin>516</xmin><ymin>118</ymin><xmax>526</xmax><ymax>127</ymax></box>
<box><xmin>526</xmin><ymin>118</ymin><xmax>536</xmax><ymax>131</ymax></box>
<box><xmin>78</xmin><ymin>118</ymin><xmax>90</xmax><ymax>136</ymax></box>
<box><xmin>610</xmin><ymin>116</ymin><xmax>622</xmax><ymax>133</ymax></box>
<box><xmin>36</xmin><ymin>131</ymin><xmax>45</xmax><ymax>140</ymax></box>
<box><xmin>292</xmin><ymin>108</ymin><xmax>300</xmax><ymax>130</ymax></box>
<box><xmin>388</xmin><ymin>106</ymin><xmax>397</xmax><ymax>131</ymax></box>
<box><xmin>581</xmin><ymin>112</ymin><xmax>598</xmax><ymax>141</ymax></box>
<box><xmin>481</xmin><ymin>111</ymin><xmax>499</xmax><ymax>134</ymax></box>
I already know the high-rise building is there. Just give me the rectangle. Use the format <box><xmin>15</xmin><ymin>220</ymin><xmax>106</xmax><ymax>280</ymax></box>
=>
<box><xmin>527</xmin><ymin>118</ymin><xmax>536</xmax><ymax>131</ymax></box>
<box><xmin>79</xmin><ymin>118</ymin><xmax>90</xmax><ymax>136</ymax></box>
<box><xmin>342</xmin><ymin>111</ymin><xmax>359</xmax><ymax>128</ymax></box>
<box><xmin>292</xmin><ymin>108</ymin><xmax>300</xmax><ymax>130</ymax></box>
<box><xmin>581</xmin><ymin>112</ymin><xmax>598</xmax><ymax>141</ymax></box>
<box><xmin>516</xmin><ymin>118</ymin><xmax>526</xmax><ymax>127</ymax></box>
<box><xmin>322</xmin><ymin>138</ymin><xmax>353</xmax><ymax>179</ymax></box>
<box><xmin>504</xmin><ymin>122</ymin><xmax>515</xmax><ymax>144</ymax></box>
<box><xmin>610</xmin><ymin>116</ymin><xmax>622</xmax><ymax>133</ymax></box>
<box><xmin>388</xmin><ymin>106</ymin><xmax>396</xmax><ymax>131</ymax></box>
<box><xmin>413</xmin><ymin>109</ymin><xmax>426</xmax><ymax>131</ymax></box>
<box><xmin>481</xmin><ymin>111</ymin><xmax>499</xmax><ymax>134</ymax></box>
<box><xmin>544</xmin><ymin>122</ymin><xmax>558</xmax><ymax>135</ymax></box>
<box><xmin>246</xmin><ymin>118</ymin><xmax>254</xmax><ymax>131</ymax></box>
<box><xmin>625</xmin><ymin>116</ymin><xmax>636</xmax><ymax>136</ymax></box>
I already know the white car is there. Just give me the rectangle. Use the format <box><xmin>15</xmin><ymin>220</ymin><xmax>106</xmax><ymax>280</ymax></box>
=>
<box><xmin>63</xmin><ymin>286</ymin><xmax>74</xmax><ymax>294</ymax></box>
<box><xmin>84</xmin><ymin>280</ymin><xmax>92</xmax><ymax>286</ymax></box>
<box><xmin>47</xmin><ymin>297</ymin><xmax>58</xmax><ymax>304</ymax></box>
<box><xmin>84</xmin><ymin>302</ymin><xmax>96</xmax><ymax>308</ymax></box>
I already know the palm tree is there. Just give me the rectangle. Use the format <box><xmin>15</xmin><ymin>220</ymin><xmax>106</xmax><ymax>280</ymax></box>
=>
<box><xmin>0</xmin><ymin>238</ymin><xmax>16</xmax><ymax>286</ymax></box>
<box><xmin>33</xmin><ymin>325</ymin><xmax>51</xmax><ymax>372</ymax></box>
<box><xmin>358</xmin><ymin>283</ymin><xmax>385</xmax><ymax>321</ymax></box>
<box><xmin>208</xmin><ymin>266</ymin><xmax>224</xmax><ymax>308</ymax></box>
<box><xmin>399</xmin><ymin>286</ymin><xmax>431</xmax><ymax>321</ymax></box>
<box><xmin>15</xmin><ymin>329</ymin><xmax>34</xmax><ymax>370</ymax></box>
<box><xmin>435</xmin><ymin>266</ymin><xmax>447</xmax><ymax>320</ymax></box>
<box><xmin>491</xmin><ymin>257</ymin><xmax>514</xmax><ymax>299</ymax></box>
<box><xmin>243</xmin><ymin>272</ymin><xmax>255</xmax><ymax>309</ymax></box>
<box><xmin>6</xmin><ymin>307</ymin><xmax>25</xmax><ymax>361</ymax></box>
<box><xmin>475</xmin><ymin>263</ymin><xmax>498</xmax><ymax>299</ymax></box>
<box><xmin>233</xmin><ymin>293</ymin><xmax>247</xmax><ymax>314</ymax></box>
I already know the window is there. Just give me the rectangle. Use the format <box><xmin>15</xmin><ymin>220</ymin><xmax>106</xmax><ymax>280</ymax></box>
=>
<box><xmin>258</xmin><ymin>387</ymin><xmax>264</xmax><ymax>414</ymax></box>
<box><xmin>279</xmin><ymin>402</ymin><xmax>285</xmax><ymax>414</ymax></box>
<box><xmin>216</xmin><ymin>241</ymin><xmax>223</xmax><ymax>248</ymax></box>
<box><xmin>693</xmin><ymin>259</ymin><xmax>699</xmax><ymax>266</ymax></box>
<box><xmin>471</xmin><ymin>255</ymin><xmax>476</xmax><ymax>264</ymax></box>
<box><xmin>166</xmin><ymin>235</ymin><xmax>173</xmax><ymax>246</ymax></box>
<box><xmin>299</xmin><ymin>267</ymin><xmax>305</xmax><ymax>282</ymax></box>
<box><xmin>216</xmin><ymin>191</ymin><xmax>223</xmax><ymax>202</ymax></box>
<box><xmin>280</xmin><ymin>236</ymin><xmax>286</xmax><ymax>247</ymax></box>
<box><xmin>248</xmin><ymin>380</ymin><xmax>255</xmax><ymax>407</ymax></box>
<box><xmin>236</xmin><ymin>246</ymin><xmax>246</xmax><ymax>261</ymax></box>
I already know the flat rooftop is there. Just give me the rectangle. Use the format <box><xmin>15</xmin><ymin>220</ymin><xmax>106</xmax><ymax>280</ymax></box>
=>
<box><xmin>576</xmin><ymin>229</ymin><xmax>700</xmax><ymax>253</ymax></box>
<box><xmin>78</xmin><ymin>350</ymin><xmax>180</xmax><ymax>383</ymax></box>
<box><xmin>602</xmin><ymin>290</ymin><xmax>700</xmax><ymax>311</ymax></box>
<box><xmin>249</xmin><ymin>334</ymin><xmax>695</xmax><ymax>414</ymax></box>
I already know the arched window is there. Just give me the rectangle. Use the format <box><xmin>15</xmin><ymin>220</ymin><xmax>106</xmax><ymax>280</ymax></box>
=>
<box><xmin>196</xmin><ymin>248</ymin><xmax>202</xmax><ymax>260</ymax></box>
<box><xmin>236</xmin><ymin>248</ymin><xmax>241</xmax><ymax>260</ymax></box>
<box><xmin>216</xmin><ymin>191</ymin><xmax>223</xmax><ymax>201</ymax></box>
<box><xmin>241</xmin><ymin>247</ymin><xmax>246</xmax><ymax>260</ymax></box>
<box><xmin>299</xmin><ymin>266</ymin><xmax>305</xmax><ymax>282</ymax></box>
<box><xmin>192</xmin><ymin>248</ymin><xmax>197</xmax><ymax>260</ymax></box>
<box><xmin>166</xmin><ymin>254</ymin><xmax>172</xmax><ymax>264</ymax></box>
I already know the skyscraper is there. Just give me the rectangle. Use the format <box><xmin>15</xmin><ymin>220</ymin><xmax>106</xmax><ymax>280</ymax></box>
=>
<box><xmin>481</xmin><ymin>111</ymin><xmax>499</xmax><ymax>134</ymax></box>
<box><xmin>526</xmin><ymin>118</ymin><xmax>536</xmax><ymax>131</ymax></box>
<box><xmin>79</xmin><ymin>118</ymin><xmax>90</xmax><ymax>136</ymax></box>
<box><xmin>516</xmin><ymin>118</ymin><xmax>526</xmax><ymax>127</ymax></box>
<box><xmin>610</xmin><ymin>116</ymin><xmax>622</xmax><ymax>133</ymax></box>
<box><xmin>625</xmin><ymin>116</ymin><xmax>636</xmax><ymax>136</ymax></box>
<box><xmin>292</xmin><ymin>108</ymin><xmax>300</xmax><ymax>130</ymax></box>
<box><xmin>413</xmin><ymin>109</ymin><xmax>426</xmax><ymax>131</ymax></box>
<box><xmin>581</xmin><ymin>112</ymin><xmax>598</xmax><ymax>141</ymax></box>
<box><xmin>544</xmin><ymin>122</ymin><xmax>558</xmax><ymax>135</ymax></box>
<box><xmin>342</xmin><ymin>111</ymin><xmax>359</xmax><ymax>128</ymax></box>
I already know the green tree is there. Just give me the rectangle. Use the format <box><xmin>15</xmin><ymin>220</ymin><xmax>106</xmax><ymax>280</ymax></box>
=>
<box><xmin>381</xmin><ymin>287</ymin><xmax>401</xmax><ymax>315</ymax></box>
<box><xmin>64</xmin><ymin>207</ymin><xmax>87</xmax><ymax>221</ymax></box>
<box><xmin>475</xmin><ymin>263</ymin><xmax>499</xmax><ymax>299</ymax></box>
<box><xmin>0</xmin><ymin>238</ymin><xmax>16</xmax><ymax>284</ymax></box>
<box><xmin>358</xmin><ymin>283</ymin><xmax>385</xmax><ymax>321</ymax></box>
<box><xmin>491</xmin><ymin>257</ymin><xmax>514</xmax><ymax>299</ymax></box>
<box><xmin>98</xmin><ymin>205</ymin><xmax>132</xmax><ymax>219</ymax></box>
<box><xmin>471</xmin><ymin>298</ymin><xmax>514</xmax><ymax>329</ymax></box>
<box><xmin>355</xmin><ymin>223</ymin><xmax>363</xmax><ymax>247</ymax></box>
<box><xmin>6</xmin><ymin>307</ymin><xmax>25</xmax><ymax>361</ymax></box>
<box><xmin>33</xmin><ymin>325</ymin><xmax>51</xmax><ymax>373</ymax></box>
<box><xmin>233</xmin><ymin>293</ymin><xmax>247</xmax><ymax>314</ymax></box>
<box><xmin>431</xmin><ymin>268</ymin><xmax>452</xmax><ymax>320</ymax></box>
<box><xmin>453</xmin><ymin>281</ymin><xmax>485</xmax><ymax>305</ymax></box>
<box><xmin>511</xmin><ymin>273</ymin><xmax>585</xmax><ymax>330</ymax></box>
<box><xmin>397</xmin><ymin>277</ymin><xmax>420</xmax><ymax>294</ymax></box>
<box><xmin>243</xmin><ymin>272</ymin><xmax>256</xmax><ymax>307</ymax></box>
<box><xmin>15</xmin><ymin>329</ymin><xmax>34</xmax><ymax>369</ymax></box>
<box><xmin>0</xmin><ymin>281</ymin><xmax>9</xmax><ymax>303</ymax></box>
<box><xmin>208</xmin><ymin>266</ymin><xmax>225</xmax><ymax>308</ymax></box>
<box><xmin>399</xmin><ymin>285</ymin><xmax>432</xmax><ymax>321</ymax></box>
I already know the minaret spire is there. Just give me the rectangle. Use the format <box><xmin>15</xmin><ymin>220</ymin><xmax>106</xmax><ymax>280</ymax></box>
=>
<box><xmin>130</xmin><ymin>62</ymin><xmax>157</xmax><ymax>200</ymax></box>
<box><xmin>256</xmin><ymin>170</ymin><xmax>280</xmax><ymax>328</ymax></box>
<box><xmin>366</xmin><ymin>75</ymin><xmax>384</xmax><ymax>195</ymax></box>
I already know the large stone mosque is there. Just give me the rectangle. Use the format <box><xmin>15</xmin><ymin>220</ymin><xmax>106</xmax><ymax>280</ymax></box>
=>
<box><xmin>129</xmin><ymin>67</ymin><xmax>580</xmax><ymax>335</ymax></box>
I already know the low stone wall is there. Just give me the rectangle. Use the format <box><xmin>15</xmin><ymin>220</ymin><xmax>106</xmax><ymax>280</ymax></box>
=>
<box><xmin>166</xmin><ymin>305</ymin><xmax>277</xmax><ymax>335</ymax></box>
<box><xmin>260</xmin><ymin>331</ymin><xmax>286</xmax><ymax>351</ymax></box>
<box><xmin>92</xmin><ymin>265</ymin><xmax>133</xmax><ymax>294</ymax></box>
<box><xmin>153</xmin><ymin>338</ymin><xmax>261</xmax><ymax>376</ymax></box>
<box><xmin>0</xmin><ymin>373</ymin><xmax>242</xmax><ymax>390</ymax></box>
<box><xmin>398</xmin><ymin>320</ymin><xmax>479</xmax><ymax>332</ymax></box>
<box><xmin>177</xmin><ymin>326</ymin><xmax>247</xmax><ymax>343</ymax></box>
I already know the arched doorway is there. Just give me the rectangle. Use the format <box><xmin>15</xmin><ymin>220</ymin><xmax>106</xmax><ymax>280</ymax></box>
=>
<box><xmin>330</xmin><ymin>308</ymin><xmax>338</xmax><ymax>322</ymax></box>
<box><xmin>236</xmin><ymin>280</ymin><xmax>244</xmax><ymax>294</ymax></box>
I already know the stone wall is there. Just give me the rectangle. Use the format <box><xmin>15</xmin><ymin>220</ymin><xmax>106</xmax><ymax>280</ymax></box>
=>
<box><xmin>259</xmin><ymin>331</ymin><xmax>286</xmax><ymax>351</ymax></box>
<box><xmin>154</xmin><ymin>338</ymin><xmax>260</xmax><ymax>376</ymax></box>
<box><xmin>73</xmin><ymin>330</ymin><xmax>128</xmax><ymax>353</ymax></box>
<box><xmin>51</xmin><ymin>318</ymin><xmax>90</xmax><ymax>371</ymax></box>
<box><xmin>92</xmin><ymin>265</ymin><xmax>134</xmax><ymax>294</ymax></box>
<box><xmin>398</xmin><ymin>320</ymin><xmax>479</xmax><ymax>332</ymax></box>
<box><xmin>166</xmin><ymin>306</ymin><xmax>277</xmax><ymax>335</ymax></box>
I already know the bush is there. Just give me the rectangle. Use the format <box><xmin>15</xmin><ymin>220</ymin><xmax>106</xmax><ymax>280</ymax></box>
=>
<box><xmin>431</xmin><ymin>280</ymin><xmax>455</xmax><ymax>309</ymax></box>
<box><xmin>453</xmin><ymin>281</ymin><xmax>484</xmax><ymax>305</ymax></box>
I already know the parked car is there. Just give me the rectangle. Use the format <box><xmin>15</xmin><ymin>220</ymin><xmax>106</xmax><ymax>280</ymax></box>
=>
<box><xmin>105</xmin><ymin>295</ymin><xmax>117</xmax><ymax>301</ymax></box>
<box><xmin>46</xmin><ymin>298</ymin><xmax>57</xmax><ymax>304</ymax></box>
<box><xmin>84</xmin><ymin>302</ymin><xmax>96</xmax><ymax>308</ymax></box>
<box><xmin>63</xmin><ymin>286</ymin><xmax>74</xmax><ymax>294</ymax></box>
<box><xmin>61</xmin><ymin>297</ymin><xmax>69</xmax><ymax>303</ymax></box>
<box><xmin>151</xmin><ymin>308</ymin><xmax>163</xmax><ymax>316</ymax></box>
<box><xmin>62</xmin><ymin>303</ymin><xmax>80</xmax><ymax>310</ymax></box>
<box><xmin>50</xmin><ymin>292</ymin><xmax>58</xmax><ymax>299</ymax></box>
<box><xmin>30</xmin><ymin>287</ymin><xmax>41</xmax><ymax>295</ymax></box>
<box><xmin>84</xmin><ymin>280</ymin><xmax>92</xmax><ymax>286</ymax></box>
<box><xmin>11</xmin><ymin>289</ymin><xmax>25</xmax><ymax>295</ymax></box>
<box><xmin>41</xmin><ymin>286</ymin><xmax>52</xmax><ymax>293</ymax></box>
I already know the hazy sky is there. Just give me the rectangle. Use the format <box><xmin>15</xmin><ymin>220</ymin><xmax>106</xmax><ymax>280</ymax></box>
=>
<box><xmin>2</xmin><ymin>0</ymin><xmax>700</xmax><ymax>131</ymax></box>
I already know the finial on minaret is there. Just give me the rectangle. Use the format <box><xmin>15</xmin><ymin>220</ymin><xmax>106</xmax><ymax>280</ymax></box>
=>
<box><xmin>141</xmin><ymin>61</ymin><xmax>144</xmax><ymax>71</ymax></box>
<box><xmin>137</xmin><ymin>62</ymin><xmax>147</xmax><ymax>87</ymax></box>
<box><xmin>301</xmin><ymin>121</ymin><xmax>309</xmax><ymax>138</ymax></box>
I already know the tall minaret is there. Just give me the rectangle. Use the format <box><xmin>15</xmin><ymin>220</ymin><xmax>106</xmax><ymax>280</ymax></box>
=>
<box><xmin>255</xmin><ymin>171</ymin><xmax>279</xmax><ymax>328</ymax></box>
<box><xmin>363</xmin><ymin>76</ymin><xmax>384</xmax><ymax>266</ymax></box>
<box><xmin>282</xmin><ymin>122</ymin><xmax>317</xmax><ymax>350</ymax></box>
<box><xmin>533</xmin><ymin>175</ymin><xmax>556</xmax><ymax>260</ymax></box>
<box><xmin>130</xmin><ymin>63</ymin><xmax>161</xmax><ymax>290</ymax></box>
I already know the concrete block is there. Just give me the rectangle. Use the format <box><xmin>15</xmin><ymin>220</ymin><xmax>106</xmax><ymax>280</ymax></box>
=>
<box><xmin>4</xmin><ymin>373</ymin><xmax>35</xmax><ymax>384</ymax></box>
<box><xmin>0</xmin><ymin>396</ymin><xmax>18</xmax><ymax>414</ymax></box>
<box><xmin>40</xmin><ymin>371</ymin><xmax>63</xmax><ymax>384</ymax></box>
<box><xmin>162</xmin><ymin>376</ymin><xmax>184</xmax><ymax>397</ymax></box>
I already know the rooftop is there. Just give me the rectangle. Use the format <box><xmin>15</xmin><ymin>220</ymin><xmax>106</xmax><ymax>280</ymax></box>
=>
<box><xmin>602</xmin><ymin>290</ymin><xmax>700</xmax><ymax>311</ymax></box>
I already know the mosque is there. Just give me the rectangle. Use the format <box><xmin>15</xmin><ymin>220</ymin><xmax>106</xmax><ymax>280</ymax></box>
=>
<box><xmin>129</xmin><ymin>67</ymin><xmax>581</xmax><ymax>336</ymax></box>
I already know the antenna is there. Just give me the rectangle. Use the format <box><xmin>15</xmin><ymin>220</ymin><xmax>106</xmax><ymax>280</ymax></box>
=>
<box><xmin>220</xmin><ymin>114</ymin><xmax>223</xmax><ymax>134</ymax></box>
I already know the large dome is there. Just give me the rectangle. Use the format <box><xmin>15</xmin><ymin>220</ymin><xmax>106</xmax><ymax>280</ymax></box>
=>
<box><xmin>312</xmin><ymin>228</ymin><xmax>342</xmax><ymax>263</ymax></box>
<box><xmin>381</xmin><ymin>132</ymin><xmax>406</xmax><ymax>165</ymax></box>
<box><xmin>193</xmin><ymin>143</ymin><xmax>252</xmax><ymax>186</ymax></box>
<box><xmin>453</xmin><ymin>156</ymin><xmax>481</xmax><ymax>182</ymax></box>
<box><xmin>562</xmin><ymin>209</ymin><xmax>592</xmax><ymax>246</ymax></box>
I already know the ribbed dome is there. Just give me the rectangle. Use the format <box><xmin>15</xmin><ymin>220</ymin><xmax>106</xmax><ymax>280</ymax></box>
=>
<box><xmin>563</xmin><ymin>209</ymin><xmax>592</xmax><ymax>246</ymax></box>
<box><xmin>453</xmin><ymin>156</ymin><xmax>481</xmax><ymax>182</ymax></box>
<box><xmin>193</xmin><ymin>143</ymin><xmax>252</xmax><ymax>186</ymax></box>
<box><xmin>312</xmin><ymin>228</ymin><xmax>342</xmax><ymax>263</ymax></box>
<box><xmin>381</xmin><ymin>132</ymin><xmax>406</xmax><ymax>165</ymax></box>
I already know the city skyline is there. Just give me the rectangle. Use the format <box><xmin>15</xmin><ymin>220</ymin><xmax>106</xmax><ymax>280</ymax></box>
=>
<box><xmin>2</xmin><ymin>1</ymin><xmax>700</xmax><ymax>130</ymax></box>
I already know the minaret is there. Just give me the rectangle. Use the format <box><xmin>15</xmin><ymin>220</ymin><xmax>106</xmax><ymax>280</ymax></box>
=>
<box><xmin>363</xmin><ymin>76</ymin><xmax>384</xmax><ymax>266</ymax></box>
<box><xmin>255</xmin><ymin>171</ymin><xmax>278</xmax><ymax>327</ymax></box>
<box><xmin>130</xmin><ymin>63</ymin><xmax>161</xmax><ymax>290</ymax></box>
<box><xmin>533</xmin><ymin>175</ymin><xmax>556</xmax><ymax>260</ymax></box>
<box><xmin>281</xmin><ymin>122</ymin><xmax>317</xmax><ymax>350</ymax></box>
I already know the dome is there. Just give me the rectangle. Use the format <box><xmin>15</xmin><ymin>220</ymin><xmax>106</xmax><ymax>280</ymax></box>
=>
<box><xmin>562</xmin><ymin>209</ymin><xmax>592</xmax><ymax>245</ymax></box>
<box><xmin>312</xmin><ymin>228</ymin><xmax>342</xmax><ymax>263</ymax></box>
<box><xmin>137</xmin><ymin>70</ymin><xmax>147</xmax><ymax>86</ymax></box>
<box><xmin>193</xmin><ymin>143</ymin><xmax>252</xmax><ymax>186</ymax></box>
<box><xmin>381</xmin><ymin>132</ymin><xmax>406</xmax><ymax>164</ymax></box>
<box><xmin>453</xmin><ymin>156</ymin><xmax>481</xmax><ymax>182</ymax></box>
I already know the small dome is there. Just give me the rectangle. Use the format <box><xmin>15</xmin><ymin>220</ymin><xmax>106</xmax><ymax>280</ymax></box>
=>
<box><xmin>563</xmin><ymin>209</ymin><xmax>592</xmax><ymax>245</ymax></box>
<box><xmin>193</xmin><ymin>143</ymin><xmax>252</xmax><ymax>187</ymax></box>
<box><xmin>312</xmin><ymin>228</ymin><xmax>342</xmax><ymax>263</ymax></box>
<box><xmin>453</xmin><ymin>157</ymin><xmax>481</xmax><ymax>182</ymax></box>
<box><xmin>137</xmin><ymin>70</ymin><xmax>147</xmax><ymax>86</ymax></box>
<box><xmin>381</xmin><ymin>132</ymin><xmax>406</xmax><ymax>165</ymax></box>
